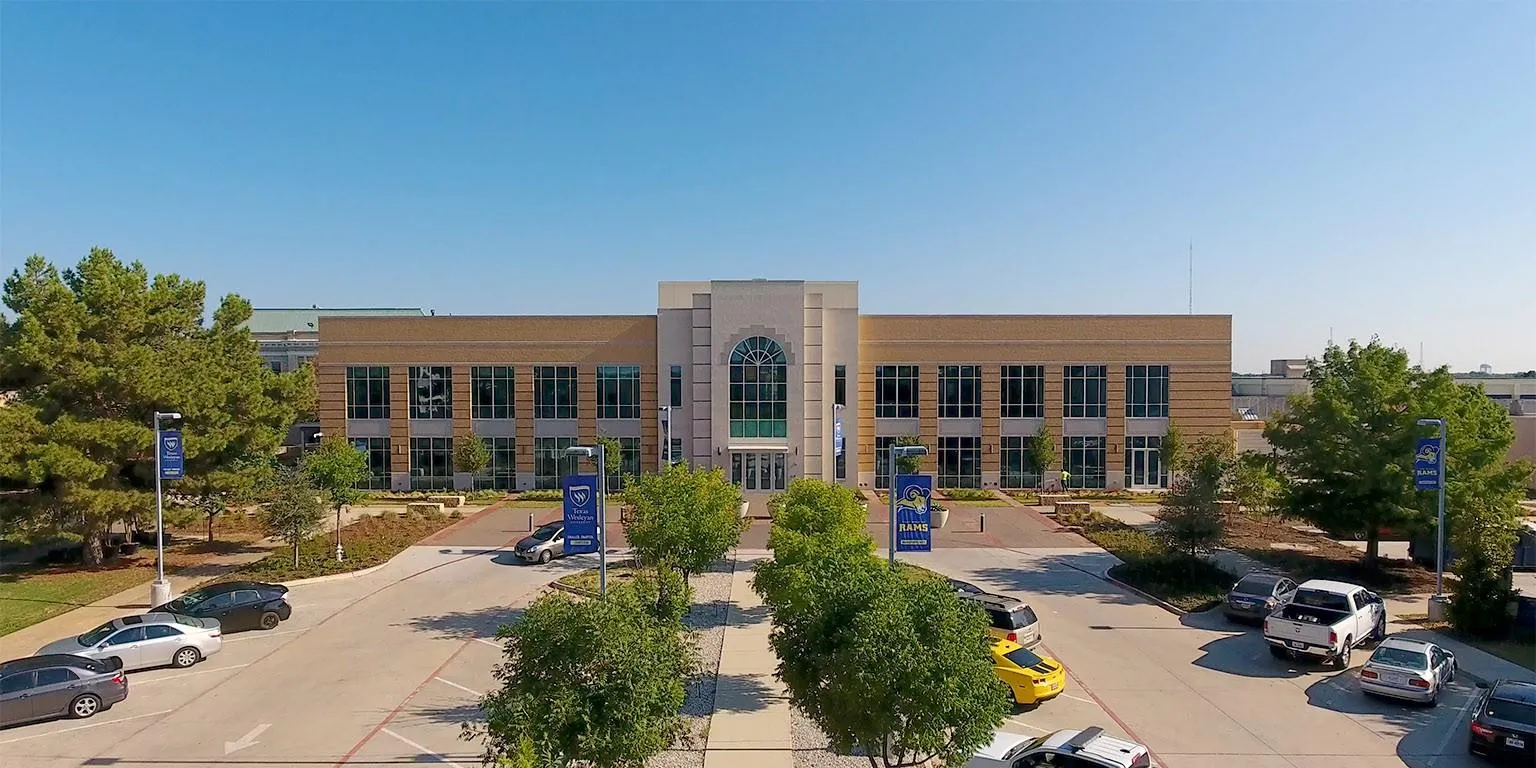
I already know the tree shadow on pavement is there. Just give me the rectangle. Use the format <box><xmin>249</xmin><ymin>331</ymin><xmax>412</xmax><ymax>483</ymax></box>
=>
<box><xmin>1303</xmin><ymin>671</ymin><xmax>1481</xmax><ymax>768</ymax></box>
<box><xmin>970</xmin><ymin>552</ymin><xmax>1141</xmax><ymax>606</ymax></box>
<box><xmin>710</xmin><ymin>672</ymin><xmax>780</xmax><ymax>713</ymax></box>
<box><xmin>413</xmin><ymin>702</ymin><xmax>485</xmax><ymax>728</ymax></box>
<box><xmin>407</xmin><ymin>606</ymin><xmax>524</xmax><ymax>640</ymax></box>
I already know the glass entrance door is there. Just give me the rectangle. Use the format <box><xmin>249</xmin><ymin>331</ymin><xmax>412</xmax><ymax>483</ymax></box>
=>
<box><xmin>730</xmin><ymin>451</ymin><xmax>787</xmax><ymax>491</ymax></box>
<box><xmin>1124</xmin><ymin>436</ymin><xmax>1165</xmax><ymax>489</ymax></box>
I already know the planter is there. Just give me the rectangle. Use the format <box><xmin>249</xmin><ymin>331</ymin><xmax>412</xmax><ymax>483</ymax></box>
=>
<box><xmin>931</xmin><ymin>507</ymin><xmax>950</xmax><ymax>529</ymax></box>
<box><xmin>739</xmin><ymin>501</ymin><xmax>750</xmax><ymax>519</ymax></box>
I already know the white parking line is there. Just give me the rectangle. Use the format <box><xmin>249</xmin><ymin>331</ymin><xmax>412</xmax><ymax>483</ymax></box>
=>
<box><xmin>1004</xmin><ymin>719</ymin><xmax>1051</xmax><ymax>734</ymax></box>
<box><xmin>135</xmin><ymin>663</ymin><xmax>251</xmax><ymax>684</ymax></box>
<box><xmin>224</xmin><ymin>628</ymin><xmax>307</xmax><ymax>643</ymax></box>
<box><xmin>474</xmin><ymin>637</ymin><xmax>501</xmax><ymax>649</ymax></box>
<box><xmin>380</xmin><ymin>726</ymin><xmax>468</xmax><ymax>768</ymax></box>
<box><xmin>1429</xmin><ymin>689</ymin><xmax>1480</xmax><ymax>766</ymax></box>
<box><xmin>0</xmin><ymin>709</ymin><xmax>175</xmax><ymax>745</ymax></box>
<box><xmin>433</xmin><ymin>676</ymin><xmax>481</xmax><ymax>697</ymax></box>
<box><xmin>1058</xmin><ymin>692</ymin><xmax>1098</xmax><ymax>705</ymax></box>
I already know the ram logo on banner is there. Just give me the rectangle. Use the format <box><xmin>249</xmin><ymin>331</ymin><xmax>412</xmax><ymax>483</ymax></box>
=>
<box><xmin>159</xmin><ymin>430</ymin><xmax>185</xmax><ymax>481</ymax></box>
<box><xmin>563</xmin><ymin>474</ymin><xmax>601</xmax><ymax>555</ymax></box>
<box><xmin>1413</xmin><ymin>438</ymin><xmax>1443</xmax><ymax>491</ymax></box>
<box><xmin>893</xmin><ymin>473</ymin><xmax>933</xmax><ymax>552</ymax></box>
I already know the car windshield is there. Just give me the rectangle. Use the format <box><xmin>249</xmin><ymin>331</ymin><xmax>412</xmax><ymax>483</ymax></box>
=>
<box><xmin>1292</xmin><ymin>589</ymin><xmax>1351</xmax><ymax>612</ymax></box>
<box><xmin>1003</xmin><ymin>736</ymin><xmax>1045</xmax><ymax>760</ymax></box>
<box><xmin>532</xmin><ymin>524</ymin><xmax>561</xmax><ymax>542</ymax></box>
<box><xmin>1233</xmin><ymin>575</ymin><xmax>1278</xmax><ymax>594</ymax></box>
<box><xmin>77</xmin><ymin>623</ymin><xmax>116</xmax><ymax>647</ymax></box>
<box><xmin>1369</xmin><ymin>647</ymin><xmax>1428</xmax><ymax>670</ymax></box>
<box><xmin>1003</xmin><ymin>647</ymin><xmax>1045</xmax><ymax>669</ymax></box>
<box><xmin>164</xmin><ymin>590</ymin><xmax>214</xmax><ymax>612</ymax></box>
<box><xmin>1487</xmin><ymin>696</ymin><xmax>1536</xmax><ymax>726</ymax></box>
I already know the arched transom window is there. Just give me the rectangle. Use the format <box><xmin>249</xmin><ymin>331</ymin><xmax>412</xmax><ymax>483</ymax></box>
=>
<box><xmin>729</xmin><ymin>336</ymin><xmax>787</xmax><ymax>438</ymax></box>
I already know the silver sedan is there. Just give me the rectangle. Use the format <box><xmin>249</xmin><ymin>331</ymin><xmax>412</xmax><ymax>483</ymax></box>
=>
<box><xmin>36</xmin><ymin>613</ymin><xmax>223</xmax><ymax>672</ymax></box>
<box><xmin>1358</xmin><ymin>636</ymin><xmax>1457</xmax><ymax>704</ymax></box>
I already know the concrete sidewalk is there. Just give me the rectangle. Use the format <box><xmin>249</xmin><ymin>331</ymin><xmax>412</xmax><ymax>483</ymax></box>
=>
<box><xmin>703</xmin><ymin>553</ymin><xmax>792</xmax><ymax>768</ymax></box>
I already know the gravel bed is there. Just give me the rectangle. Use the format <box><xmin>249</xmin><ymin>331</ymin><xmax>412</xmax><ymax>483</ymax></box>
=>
<box><xmin>792</xmin><ymin>708</ymin><xmax>868</xmax><ymax>768</ymax></box>
<box><xmin>648</xmin><ymin>556</ymin><xmax>736</xmax><ymax>768</ymax></box>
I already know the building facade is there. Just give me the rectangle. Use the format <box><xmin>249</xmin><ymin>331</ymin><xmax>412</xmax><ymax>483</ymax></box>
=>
<box><xmin>316</xmin><ymin>280</ymin><xmax>1232</xmax><ymax>492</ymax></box>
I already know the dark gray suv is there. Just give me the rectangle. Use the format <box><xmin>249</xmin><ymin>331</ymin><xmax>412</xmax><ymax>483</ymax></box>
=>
<box><xmin>0</xmin><ymin>655</ymin><xmax>128</xmax><ymax>727</ymax></box>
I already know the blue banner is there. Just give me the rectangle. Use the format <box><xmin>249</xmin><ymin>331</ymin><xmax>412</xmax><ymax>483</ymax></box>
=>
<box><xmin>563</xmin><ymin>474</ymin><xmax>601</xmax><ymax>555</ymax></box>
<box><xmin>833</xmin><ymin>412</ymin><xmax>844</xmax><ymax>457</ymax></box>
<box><xmin>158</xmin><ymin>429</ymin><xmax>185</xmax><ymax>481</ymax></box>
<box><xmin>893</xmin><ymin>473</ymin><xmax>933</xmax><ymax>552</ymax></box>
<box><xmin>1414</xmin><ymin>437</ymin><xmax>1443</xmax><ymax>491</ymax></box>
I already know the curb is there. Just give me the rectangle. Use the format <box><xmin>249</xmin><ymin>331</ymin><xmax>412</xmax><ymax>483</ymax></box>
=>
<box><xmin>548</xmin><ymin>580</ymin><xmax>599</xmax><ymax>599</ymax></box>
<box><xmin>1100</xmin><ymin>567</ymin><xmax>1190</xmax><ymax>616</ymax></box>
<box><xmin>279</xmin><ymin>561</ymin><xmax>390</xmax><ymax>587</ymax></box>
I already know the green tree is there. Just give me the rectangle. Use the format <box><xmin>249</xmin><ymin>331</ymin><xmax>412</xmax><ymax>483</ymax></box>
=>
<box><xmin>768</xmin><ymin>552</ymin><xmax>1009</xmax><ymax>768</ymax></box>
<box><xmin>185</xmin><ymin>456</ymin><xmax>270</xmax><ymax>543</ymax></box>
<box><xmin>892</xmin><ymin>435</ymin><xmax>925</xmax><ymax>474</ymax></box>
<box><xmin>753</xmin><ymin>478</ymin><xmax>876</xmax><ymax>609</ymax></box>
<box><xmin>453</xmin><ymin>436</ymin><xmax>492</xmax><ymax>482</ymax></box>
<box><xmin>1160</xmin><ymin>424</ymin><xmax>1185</xmax><ymax>474</ymax></box>
<box><xmin>473</xmin><ymin>583</ymin><xmax>695</xmax><ymax>768</ymax></box>
<box><xmin>1266</xmin><ymin>340</ymin><xmax>1531</xmax><ymax>569</ymax></box>
<box><xmin>1156</xmin><ymin>436</ymin><xmax>1231</xmax><ymax>559</ymax></box>
<box><xmin>1028</xmin><ymin>424</ymin><xmax>1056</xmax><ymax>489</ymax></box>
<box><xmin>302</xmin><ymin>436</ymin><xmax>371</xmax><ymax>558</ymax></box>
<box><xmin>1229</xmin><ymin>452</ymin><xmax>1281</xmax><ymax>516</ymax></box>
<box><xmin>262</xmin><ymin>466</ymin><xmax>325</xmax><ymax>567</ymax></box>
<box><xmin>621</xmin><ymin>464</ymin><xmax>745</xmax><ymax>579</ymax></box>
<box><xmin>594</xmin><ymin>435</ymin><xmax>625</xmax><ymax>489</ymax></box>
<box><xmin>0</xmin><ymin>250</ymin><xmax>310</xmax><ymax>564</ymax></box>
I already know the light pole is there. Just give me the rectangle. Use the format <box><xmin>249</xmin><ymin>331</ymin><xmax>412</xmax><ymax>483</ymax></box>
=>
<box><xmin>566</xmin><ymin>444</ymin><xmax>607</xmax><ymax>597</ymax></box>
<box><xmin>1417</xmin><ymin>418</ymin><xmax>1448</xmax><ymax>603</ymax></box>
<box><xmin>151</xmin><ymin>411</ymin><xmax>182</xmax><ymax>607</ymax></box>
<box><xmin>888</xmin><ymin>444</ymin><xmax>928</xmax><ymax>567</ymax></box>
<box><xmin>659</xmin><ymin>405</ymin><xmax>672</xmax><ymax>470</ymax></box>
<box><xmin>312</xmin><ymin>432</ymin><xmax>346</xmax><ymax>562</ymax></box>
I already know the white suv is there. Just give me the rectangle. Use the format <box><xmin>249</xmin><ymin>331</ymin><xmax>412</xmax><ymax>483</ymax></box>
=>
<box><xmin>968</xmin><ymin>727</ymin><xmax>1152</xmax><ymax>768</ymax></box>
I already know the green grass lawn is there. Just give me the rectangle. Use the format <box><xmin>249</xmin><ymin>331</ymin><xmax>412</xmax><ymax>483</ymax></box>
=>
<box><xmin>229</xmin><ymin>513</ymin><xmax>457</xmax><ymax>583</ymax></box>
<box><xmin>555</xmin><ymin>561</ymin><xmax>640</xmax><ymax>594</ymax></box>
<box><xmin>0</xmin><ymin>565</ymin><xmax>157</xmax><ymax>637</ymax></box>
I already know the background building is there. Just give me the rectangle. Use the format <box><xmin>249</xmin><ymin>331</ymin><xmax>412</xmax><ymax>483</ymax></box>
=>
<box><xmin>315</xmin><ymin>280</ymin><xmax>1232</xmax><ymax>492</ymax></box>
<box><xmin>246</xmin><ymin>306</ymin><xmax>426</xmax><ymax>373</ymax></box>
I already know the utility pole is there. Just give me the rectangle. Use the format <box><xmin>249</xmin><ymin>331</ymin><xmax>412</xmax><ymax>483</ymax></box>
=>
<box><xmin>1187</xmin><ymin>239</ymin><xmax>1193</xmax><ymax>314</ymax></box>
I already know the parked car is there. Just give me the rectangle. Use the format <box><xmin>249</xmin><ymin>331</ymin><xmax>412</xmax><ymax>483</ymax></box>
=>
<box><xmin>0</xmin><ymin>655</ymin><xmax>128</xmax><ymax>726</ymax></box>
<box><xmin>36</xmin><ymin>613</ymin><xmax>222</xmax><ymax>672</ymax></box>
<box><xmin>1262</xmin><ymin>579</ymin><xmax>1386</xmax><ymax>668</ymax></box>
<box><xmin>961</xmin><ymin>592</ymin><xmax>1042</xmax><ymax>648</ymax></box>
<box><xmin>1358</xmin><ymin>636</ymin><xmax>1456</xmax><ymax>704</ymax></box>
<box><xmin>988</xmin><ymin>639</ymin><xmax>1066</xmax><ymax>706</ymax></box>
<box><xmin>1223</xmin><ymin>571</ymin><xmax>1298</xmax><ymax>624</ymax></box>
<box><xmin>967</xmin><ymin>726</ymin><xmax>1152</xmax><ymax>768</ymax></box>
<box><xmin>1469</xmin><ymin>679</ymin><xmax>1536</xmax><ymax>763</ymax></box>
<box><xmin>154</xmin><ymin>580</ymin><xmax>292</xmax><ymax>632</ymax></box>
<box><xmin>948</xmin><ymin>578</ymin><xmax>986</xmax><ymax>596</ymax></box>
<box><xmin>514</xmin><ymin>522</ymin><xmax>567</xmax><ymax>564</ymax></box>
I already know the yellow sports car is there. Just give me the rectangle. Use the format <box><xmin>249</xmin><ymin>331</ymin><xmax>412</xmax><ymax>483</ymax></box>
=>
<box><xmin>989</xmin><ymin>639</ymin><xmax>1066</xmax><ymax>705</ymax></box>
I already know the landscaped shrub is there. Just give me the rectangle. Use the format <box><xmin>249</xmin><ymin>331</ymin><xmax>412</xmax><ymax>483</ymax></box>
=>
<box><xmin>942</xmin><ymin>488</ymin><xmax>995</xmax><ymax>501</ymax></box>
<box><xmin>518</xmin><ymin>489</ymin><xmax>565</xmax><ymax>502</ymax></box>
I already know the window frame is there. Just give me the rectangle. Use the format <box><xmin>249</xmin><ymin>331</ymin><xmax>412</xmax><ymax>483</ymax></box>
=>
<box><xmin>533</xmin><ymin>366</ymin><xmax>579</xmax><ymax>420</ymax></box>
<box><xmin>938</xmin><ymin>365</ymin><xmax>982</xmax><ymax>418</ymax></box>
<box><xmin>1001</xmin><ymin>365</ymin><xmax>1044</xmax><ymax>418</ymax></box>
<box><xmin>533</xmin><ymin>436</ymin><xmax>579</xmax><ymax>490</ymax></box>
<box><xmin>350</xmin><ymin>437</ymin><xmax>391</xmax><ymax>490</ymax></box>
<box><xmin>596</xmin><ymin>365</ymin><xmax>642</xmax><ymax>419</ymax></box>
<box><xmin>477</xmin><ymin>436</ymin><xmax>516</xmax><ymax>490</ymax></box>
<box><xmin>345</xmin><ymin>366</ymin><xmax>391</xmax><ymax>420</ymax></box>
<box><xmin>938</xmin><ymin>435</ymin><xmax>982</xmax><ymax>488</ymax></box>
<box><xmin>1064</xmin><ymin>436</ymin><xmax>1107</xmax><ymax>489</ymax></box>
<box><xmin>408</xmin><ymin>365</ymin><xmax>454</xmax><ymax>420</ymax></box>
<box><xmin>1063</xmin><ymin>365</ymin><xmax>1108</xmax><ymax>418</ymax></box>
<box><xmin>470</xmin><ymin>366</ymin><xmax>515</xmax><ymax>420</ymax></box>
<box><xmin>1125</xmin><ymin>364</ymin><xmax>1170</xmax><ymax>418</ymax></box>
<box><xmin>1000</xmin><ymin>435</ymin><xmax>1042</xmax><ymax>489</ymax></box>
<box><xmin>669</xmin><ymin>365</ymin><xmax>684</xmax><ymax>408</ymax></box>
<box><xmin>874</xmin><ymin>365</ymin><xmax>920</xmax><ymax>419</ymax></box>
<box><xmin>408</xmin><ymin>436</ymin><xmax>454</xmax><ymax>490</ymax></box>
<box><xmin>834</xmin><ymin>364</ymin><xmax>847</xmax><ymax>407</ymax></box>
<box><xmin>729</xmin><ymin>336</ymin><xmax>788</xmax><ymax>439</ymax></box>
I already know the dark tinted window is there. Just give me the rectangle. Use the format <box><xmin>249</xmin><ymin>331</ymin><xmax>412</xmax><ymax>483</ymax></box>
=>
<box><xmin>532</xmin><ymin>524</ymin><xmax>562</xmax><ymax>542</ymax></box>
<box><xmin>1234</xmin><ymin>575</ymin><xmax>1280</xmax><ymax>594</ymax></box>
<box><xmin>106</xmin><ymin>627</ymin><xmax>146</xmax><ymax>645</ymax></box>
<box><xmin>1003</xmin><ymin>647</ymin><xmax>1045</xmax><ymax>670</ymax></box>
<box><xmin>145</xmin><ymin>625</ymin><xmax>182</xmax><ymax>640</ymax></box>
<box><xmin>1</xmin><ymin>672</ymin><xmax>33</xmax><ymax>694</ymax></box>
<box><xmin>1488</xmin><ymin>694</ymin><xmax>1536</xmax><ymax>726</ymax></box>
<box><xmin>79</xmin><ymin>623</ymin><xmax>117</xmax><ymax>647</ymax></box>
<box><xmin>201</xmin><ymin>593</ymin><xmax>237</xmax><ymax>611</ymax></box>
<box><xmin>1292</xmin><ymin>589</ymin><xmax>1351</xmax><ymax>612</ymax></box>
<box><xmin>988</xmin><ymin>606</ymin><xmax>1038</xmax><ymax>630</ymax></box>
<box><xmin>232</xmin><ymin>590</ymin><xmax>263</xmax><ymax>605</ymax></box>
<box><xmin>35</xmin><ymin>668</ymin><xmax>77</xmax><ymax>686</ymax></box>
<box><xmin>1369</xmin><ymin>646</ymin><xmax>1428</xmax><ymax>670</ymax></box>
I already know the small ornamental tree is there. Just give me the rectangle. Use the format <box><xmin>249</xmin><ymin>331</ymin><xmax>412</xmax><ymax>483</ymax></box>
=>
<box><xmin>753</xmin><ymin>478</ymin><xmax>876</xmax><ymax>610</ymax></box>
<box><xmin>621</xmin><ymin>464</ymin><xmax>745</xmax><ymax>579</ymax></box>
<box><xmin>1028</xmin><ymin>424</ymin><xmax>1057</xmax><ymax>489</ymax></box>
<box><xmin>593</xmin><ymin>435</ymin><xmax>625</xmax><ymax>490</ymax></box>
<box><xmin>892</xmin><ymin>435</ymin><xmax>925</xmax><ymax>474</ymax></box>
<box><xmin>1160</xmin><ymin>425</ymin><xmax>1185</xmax><ymax>475</ymax></box>
<box><xmin>472</xmin><ymin>582</ymin><xmax>695</xmax><ymax>768</ymax></box>
<box><xmin>453</xmin><ymin>437</ymin><xmax>491</xmax><ymax>481</ymax></box>
<box><xmin>302</xmin><ymin>437</ymin><xmax>371</xmax><ymax>558</ymax></box>
<box><xmin>1229</xmin><ymin>452</ymin><xmax>1281</xmax><ymax>516</ymax></box>
<box><xmin>261</xmin><ymin>466</ymin><xmax>325</xmax><ymax>567</ymax></box>
<box><xmin>1156</xmin><ymin>435</ymin><xmax>1232</xmax><ymax>559</ymax></box>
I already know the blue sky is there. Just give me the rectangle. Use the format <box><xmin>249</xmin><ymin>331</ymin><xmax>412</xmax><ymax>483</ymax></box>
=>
<box><xmin>2</xmin><ymin>2</ymin><xmax>1531</xmax><ymax>372</ymax></box>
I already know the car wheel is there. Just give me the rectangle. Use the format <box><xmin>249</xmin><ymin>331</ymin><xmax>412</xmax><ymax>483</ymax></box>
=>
<box><xmin>1449</xmin><ymin>661</ymin><xmax>1457</xmax><ymax>682</ymax></box>
<box><xmin>538</xmin><ymin>550</ymin><xmax>551</xmax><ymax>564</ymax></box>
<box><xmin>259</xmin><ymin>611</ymin><xmax>281</xmax><ymax>630</ymax></box>
<box><xmin>172</xmin><ymin>647</ymin><xmax>201</xmax><ymax>669</ymax></box>
<box><xmin>69</xmin><ymin>694</ymin><xmax>101</xmax><ymax>719</ymax></box>
<box><xmin>1268</xmin><ymin>645</ymin><xmax>1287</xmax><ymax>659</ymax></box>
<box><xmin>1371</xmin><ymin>616</ymin><xmax>1386</xmax><ymax>643</ymax></box>
<box><xmin>1336</xmin><ymin>641</ymin><xmax>1352</xmax><ymax>669</ymax></box>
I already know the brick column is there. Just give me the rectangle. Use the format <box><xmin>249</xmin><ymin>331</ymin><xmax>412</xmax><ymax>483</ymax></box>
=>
<box><xmin>981</xmin><ymin>365</ymin><xmax>1001</xmax><ymax>486</ymax></box>
<box><xmin>1106</xmin><ymin>365</ymin><xmax>1126</xmax><ymax>490</ymax></box>
<box><xmin>389</xmin><ymin>367</ymin><xmax>410</xmax><ymax>476</ymax></box>
<box><xmin>918</xmin><ymin>366</ymin><xmax>938</xmax><ymax>474</ymax></box>
<box><xmin>578</xmin><ymin>367</ymin><xmax>597</xmax><ymax>444</ymax></box>
<box><xmin>452</xmin><ymin>366</ymin><xmax>472</xmax><ymax>440</ymax></box>
<box><xmin>515</xmin><ymin>367</ymin><xmax>535</xmax><ymax>480</ymax></box>
<box><xmin>640</xmin><ymin>365</ymin><xmax>659</xmax><ymax>472</ymax></box>
<box><xmin>316</xmin><ymin>365</ymin><xmax>345</xmax><ymax>442</ymax></box>
<box><xmin>857</xmin><ymin>364</ymin><xmax>876</xmax><ymax>479</ymax></box>
<box><xmin>1043</xmin><ymin>365</ymin><xmax>1064</xmax><ymax>475</ymax></box>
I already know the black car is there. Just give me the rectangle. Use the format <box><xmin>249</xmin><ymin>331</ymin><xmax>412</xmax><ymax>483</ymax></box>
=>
<box><xmin>1469</xmin><ymin>679</ymin><xmax>1536</xmax><ymax>763</ymax></box>
<box><xmin>0</xmin><ymin>655</ymin><xmax>128</xmax><ymax>727</ymax></box>
<box><xmin>153</xmin><ymin>581</ymin><xmax>292</xmax><ymax>632</ymax></box>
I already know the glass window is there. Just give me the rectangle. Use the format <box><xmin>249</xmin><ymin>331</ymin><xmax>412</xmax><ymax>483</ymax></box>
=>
<box><xmin>231</xmin><ymin>590</ymin><xmax>262</xmax><ymax>605</ymax></box>
<box><xmin>345</xmin><ymin>366</ymin><xmax>390</xmax><ymax>420</ymax></box>
<box><xmin>603</xmin><ymin>436</ymin><xmax>641</xmax><ymax>489</ymax></box>
<box><xmin>534</xmin><ymin>436</ymin><xmax>578</xmax><ymax>490</ymax></box>
<box><xmin>597</xmin><ymin>365</ymin><xmax>641</xmax><ymax>419</ymax></box>
<box><xmin>669</xmin><ymin>365</ymin><xmax>683</xmax><ymax>408</ymax></box>
<box><xmin>938</xmin><ymin>436</ymin><xmax>982</xmax><ymax>489</ymax></box>
<box><xmin>408</xmin><ymin>366</ymin><xmax>453</xmax><ymax>420</ymax></box>
<box><xmin>875</xmin><ymin>365</ymin><xmax>919</xmax><ymax>418</ymax></box>
<box><xmin>834</xmin><ymin>365</ymin><xmax>847</xmax><ymax>407</ymax></box>
<box><xmin>1</xmin><ymin>673</ymin><xmax>33</xmax><ymax>694</ymax></box>
<box><xmin>1487</xmin><ymin>695</ymin><xmax>1536</xmax><ymax>726</ymax></box>
<box><xmin>1063</xmin><ymin>365</ymin><xmax>1107</xmax><ymax>418</ymax></box>
<box><xmin>875</xmin><ymin>436</ymin><xmax>894</xmax><ymax>490</ymax></box>
<box><xmin>35</xmin><ymin>668</ymin><xmax>76</xmax><ymax>686</ymax></box>
<box><xmin>1000</xmin><ymin>436</ymin><xmax>1042</xmax><ymax>489</ymax></box>
<box><xmin>200</xmin><ymin>593</ymin><xmax>236</xmax><ymax>611</ymax></box>
<box><xmin>1001</xmin><ymin>365</ymin><xmax>1044</xmax><ymax>418</ymax></box>
<box><xmin>1064</xmin><ymin>436</ymin><xmax>1106</xmax><ymax>489</ymax></box>
<box><xmin>409</xmin><ymin>437</ymin><xmax>454</xmax><ymax>490</ymax></box>
<box><xmin>107</xmin><ymin>627</ymin><xmax>147</xmax><ymax>646</ymax></box>
<box><xmin>729</xmin><ymin>336</ymin><xmax>788</xmax><ymax>439</ymax></box>
<box><xmin>78</xmin><ymin>623</ymin><xmax>117</xmax><ymax>647</ymax></box>
<box><xmin>1123</xmin><ymin>435</ymin><xmax>1168</xmax><ymax>489</ymax></box>
<box><xmin>1368</xmin><ymin>646</ymin><xmax>1429</xmax><ymax>670</ymax></box>
<box><xmin>533</xmin><ymin>366</ymin><xmax>578</xmax><ymax>420</ymax></box>
<box><xmin>477</xmin><ymin>437</ymin><xmax>515</xmax><ymax>490</ymax></box>
<box><xmin>350</xmin><ymin>437</ymin><xmax>391</xmax><ymax>490</ymax></box>
<box><xmin>939</xmin><ymin>365</ymin><xmax>981</xmax><ymax>418</ymax></box>
<box><xmin>471</xmin><ymin>366</ymin><xmax>515</xmax><ymax>420</ymax></box>
<box><xmin>836</xmin><ymin>449</ymin><xmax>846</xmax><ymax>481</ymax></box>
<box><xmin>144</xmin><ymin>625</ymin><xmax>181</xmax><ymax>640</ymax></box>
<box><xmin>1002</xmin><ymin>646</ymin><xmax>1045</xmax><ymax>669</ymax></box>
<box><xmin>1126</xmin><ymin>365</ymin><xmax>1170</xmax><ymax>418</ymax></box>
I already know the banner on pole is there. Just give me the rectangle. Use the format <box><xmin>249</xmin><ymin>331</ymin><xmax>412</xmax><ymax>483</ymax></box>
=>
<box><xmin>893</xmin><ymin>473</ymin><xmax>933</xmax><ymax>552</ymax></box>
<box><xmin>833</xmin><ymin>411</ymin><xmax>844</xmax><ymax>457</ymax></box>
<box><xmin>563</xmin><ymin>474</ymin><xmax>601</xmax><ymax>555</ymax></box>
<box><xmin>158</xmin><ymin>430</ymin><xmax>185</xmax><ymax>480</ymax></box>
<box><xmin>1413</xmin><ymin>438</ymin><xmax>1444</xmax><ymax>491</ymax></box>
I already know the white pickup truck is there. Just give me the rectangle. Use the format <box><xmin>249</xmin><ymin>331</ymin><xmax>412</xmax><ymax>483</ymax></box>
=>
<box><xmin>1262</xmin><ymin>579</ymin><xmax>1387</xmax><ymax>668</ymax></box>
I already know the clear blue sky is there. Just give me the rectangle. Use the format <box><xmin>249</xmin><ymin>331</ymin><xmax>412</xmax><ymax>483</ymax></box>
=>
<box><xmin>3</xmin><ymin>2</ymin><xmax>1531</xmax><ymax>372</ymax></box>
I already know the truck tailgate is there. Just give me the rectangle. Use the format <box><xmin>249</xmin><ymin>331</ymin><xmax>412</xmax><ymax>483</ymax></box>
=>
<box><xmin>1266</xmin><ymin>618</ymin><xmax>1334</xmax><ymax>648</ymax></box>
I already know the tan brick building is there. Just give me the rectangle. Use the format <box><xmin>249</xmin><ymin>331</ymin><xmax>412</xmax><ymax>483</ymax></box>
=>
<box><xmin>317</xmin><ymin>280</ymin><xmax>1231</xmax><ymax>493</ymax></box>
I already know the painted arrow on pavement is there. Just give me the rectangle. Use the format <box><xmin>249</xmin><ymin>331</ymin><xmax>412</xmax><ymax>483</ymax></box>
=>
<box><xmin>225</xmin><ymin>723</ymin><xmax>271</xmax><ymax>755</ymax></box>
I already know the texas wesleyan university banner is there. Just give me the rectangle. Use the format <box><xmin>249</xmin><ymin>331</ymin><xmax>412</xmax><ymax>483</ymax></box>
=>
<box><xmin>563</xmin><ymin>474</ymin><xmax>601</xmax><ymax>555</ymax></box>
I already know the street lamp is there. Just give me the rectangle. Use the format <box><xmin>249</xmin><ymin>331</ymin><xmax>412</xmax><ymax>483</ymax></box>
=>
<box><xmin>1417</xmin><ymin>418</ymin><xmax>1448</xmax><ymax>613</ymax></box>
<box><xmin>151</xmin><ymin>411</ymin><xmax>182</xmax><ymax>608</ymax></box>
<box><xmin>566</xmin><ymin>444</ymin><xmax>608</xmax><ymax>597</ymax></box>
<box><xmin>888</xmin><ymin>445</ymin><xmax>929</xmax><ymax>567</ymax></box>
<box><xmin>658</xmin><ymin>405</ymin><xmax>672</xmax><ymax>470</ymax></box>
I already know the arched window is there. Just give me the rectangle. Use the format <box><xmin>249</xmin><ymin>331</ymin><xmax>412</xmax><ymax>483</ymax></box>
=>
<box><xmin>729</xmin><ymin>336</ymin><xmax>787</xmax><ymax>438</ymax></box>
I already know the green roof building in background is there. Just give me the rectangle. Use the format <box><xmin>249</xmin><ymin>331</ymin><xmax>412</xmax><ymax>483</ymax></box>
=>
<box><xmin>246</xmin><ymin>306</ymin><xmax>426</xmax><ymax>373</ymax></box>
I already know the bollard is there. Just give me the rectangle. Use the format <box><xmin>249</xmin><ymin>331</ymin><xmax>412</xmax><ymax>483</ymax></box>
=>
<box><xmin>528</xmin><ymin>513</ymin><xmax>534</xmax><ymax>531</ymax></box>
<box><xmin>980</xmin><ymin>513</ymin><xmax>986</xmax><ymax>533</ymax></box>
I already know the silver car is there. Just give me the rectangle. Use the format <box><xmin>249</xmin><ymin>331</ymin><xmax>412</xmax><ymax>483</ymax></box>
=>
<box><xmin>1359</xmin><ymin>636</ymin><xmax>1457</xmax><ymax>704</ymax></box>
<box><xmin>514</xmin><ymin>522</ymin><xmax>567</xmax><ymax>564</ymax></box>
<box><xmin>37</xmin><ymin>613</ymin><xmax>222</xmax><ymax>672</ymax></box>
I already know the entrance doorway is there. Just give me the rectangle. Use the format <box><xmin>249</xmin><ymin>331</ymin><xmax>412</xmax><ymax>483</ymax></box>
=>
<box><xmin>731</xmin><ymin>451</ymin><xmax>787</xmax><ymax>491</ymax></box>
<box><xmin>1124</xmin><ymin>436</ymin><xmax>1166</xmax><ymax>489</ymax></box>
